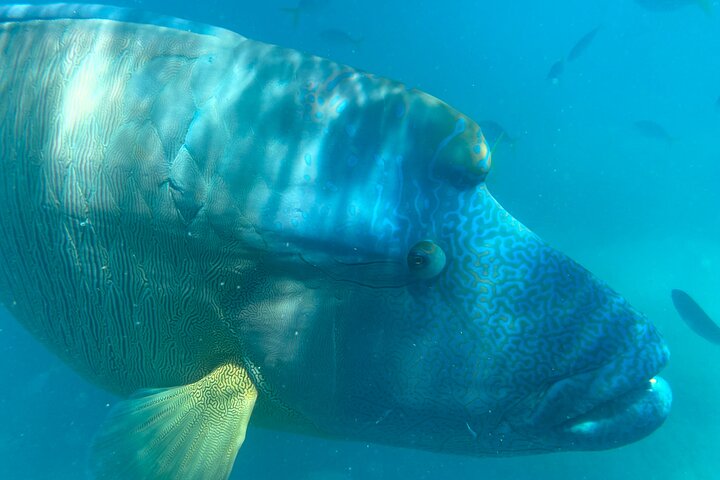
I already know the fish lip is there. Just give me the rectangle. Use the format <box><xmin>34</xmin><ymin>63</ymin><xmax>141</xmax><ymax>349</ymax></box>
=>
<box><xmin>554</xmin><ymin>373</ymin><xmax>662</xmax><ymax>427</ymax></box>
<box><xmin>552</xmin><ymin>375</ymin><xmax>672</xmax><ymax>450</ymax></box>
<box><xmin>526</xmin><ymin>339</ymin><xmax>672</xmax><ymax>450</ymax></box>
<box><xmin>529</xmin><ymin>339</ymin><xmax>670</xmax><ymax>432</ymax></box>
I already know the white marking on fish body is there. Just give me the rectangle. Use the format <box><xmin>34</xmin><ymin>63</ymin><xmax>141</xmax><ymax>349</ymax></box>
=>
<box><xmin>466</xmin><ymin>421</ymin><xmax>478</xmax><ymax>440</ymax></box>
<box><xmin>374</xmin><ymin>409</ymin><xmax>392</xmax><ymax>424</ymax></box>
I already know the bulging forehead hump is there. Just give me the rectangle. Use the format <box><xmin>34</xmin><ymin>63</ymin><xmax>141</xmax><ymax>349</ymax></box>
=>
<box><xmin>207</xmin><ymin>53</ymin><xmax>494</xmax><ymax>256</ymax></box>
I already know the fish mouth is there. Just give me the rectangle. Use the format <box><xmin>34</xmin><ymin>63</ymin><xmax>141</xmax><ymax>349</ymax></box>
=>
<box><xmin>530</xmin><ymin>344</ymin><xmax>671</xmax><ymax>450</ymax></box>
<box><xmin>552</xmin><ymin>375</ymin><xmax>672</xmax><ymax>450</ymax></box>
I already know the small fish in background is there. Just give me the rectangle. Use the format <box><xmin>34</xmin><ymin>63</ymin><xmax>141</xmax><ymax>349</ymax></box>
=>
<box><xmin>281</xmin><ymin>0</ymin><xmax>330</xmax><ymax>26</ymax></box>
<box><xmin>671</xmin><ymin>289</ymin><xmax>720</xmax><ymax>345</ymax></box>
<box><xmin>633</xmin><ymin>120</ymin><xmax>674</xmax><ymax>145</ymax></box>
<box><xmin>634</xmin><ymin>0</ymin><xmax>713</xmax><ymax>14</ymax></box>
<box><xmin>567</xmin><ymin>26</ymin><xmax>602</xmax><ymax>62</ymax></box>
<box><xmin>319</xmin><ymin>28</ymin><xmax>363</xmax><ymax>49</ymax></box>
<box><xmin>545</xmin><ymin>26</ymin><xmax>601</xmax><ymax>85</ymax></box>
<box><xmin>546</xmin><ymin>59</ymin><xmax>564</xmax><ymax>84</ymax></box>
<box><xmin>478</xmin><ymin>120</ymin><xmax>517</xmax><ymax>152</ymax></box>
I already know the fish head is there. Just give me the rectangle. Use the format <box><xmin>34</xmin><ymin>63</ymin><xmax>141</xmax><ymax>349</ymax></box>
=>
<box><xmin>224</xmin><ymin>78</ymin><xmax>671</xmax><ymax>455</ymax></box>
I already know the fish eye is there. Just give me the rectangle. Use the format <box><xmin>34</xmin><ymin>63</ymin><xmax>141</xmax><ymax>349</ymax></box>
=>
<box><xmin>407</xmin><ymin>240</ymin><xmax>446</xmax><ymax>279</ymax></box>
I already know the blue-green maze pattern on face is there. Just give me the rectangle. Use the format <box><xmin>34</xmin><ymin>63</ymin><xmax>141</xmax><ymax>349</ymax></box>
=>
<box><xmin>329</xmin><ymin>174</ymin><xmax>669</xmax><ymax>453</ymax></box>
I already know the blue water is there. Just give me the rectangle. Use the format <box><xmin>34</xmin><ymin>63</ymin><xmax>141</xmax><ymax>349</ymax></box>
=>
<box><xmin>1</xmin><ymin>0</ymin><xmax>719</xmax><ymax>478</ymax></box>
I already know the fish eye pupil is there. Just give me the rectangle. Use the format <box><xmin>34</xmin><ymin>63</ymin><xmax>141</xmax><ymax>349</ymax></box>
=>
<box><xmin>411</xmin><ymin>254</ymin><xmax>425</xmax><ymax>267</ymax></box>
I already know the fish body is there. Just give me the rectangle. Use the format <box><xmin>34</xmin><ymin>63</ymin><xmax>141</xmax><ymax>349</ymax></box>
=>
<box><xmin>282</xmin><ymin>0</ymin><xmax>330</xmax><ymax>26</ymax></box>
<box><xmin>634</xmin><ymin>120</ymin><xmax>674</xmax><ymax>144</ymax></box>
<box><xmin>319</xmin><ymin>28</ymin><xmax>363</xmax><ymax>47</ymax></box>
<box><xmin>568</xmin><ymin>26</ymin><xmax>601</xmax><ymax>62</ymax></box>
<box><xmin>0</xmin><ymin>4</ymin><xmax>671</xmax><ymax>479</ymax></box>
<box><xmin>547</xmin><ymin>59</ymin><xmax>564</xmax><ymax>84</ymax></box>
<box><xmin>671</xmin><ymin>290</ymin><xmax>720</xmax><ymax>344</ymax></box>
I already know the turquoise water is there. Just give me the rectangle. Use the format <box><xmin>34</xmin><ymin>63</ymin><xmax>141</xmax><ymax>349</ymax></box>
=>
<box><xmin>1</xmin><ymin>0</ymin><xmax>719</xmax><ymax>478</ymax></box>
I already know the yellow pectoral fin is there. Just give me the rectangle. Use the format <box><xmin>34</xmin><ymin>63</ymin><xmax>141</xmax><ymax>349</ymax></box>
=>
<box><xmin>91</xmin><ymin>363</ymin><xmax>258</xmax><ymax>480</ymax></box>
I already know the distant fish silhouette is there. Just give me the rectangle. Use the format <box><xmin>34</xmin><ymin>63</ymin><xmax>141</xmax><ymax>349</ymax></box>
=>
<box><xmin>635</xmin><ymin>0</ymin><xmax>712</xmax><ymax>14</ymax></box>
<box><xmin>671</xmin><ymin>289</ymin><xmax>720</xmax><ymax>345</ymax></box>
<box><xmin>633</xmin><ymin>120</ymin><xmax>674</xmax><ymax>145</ymax></box>
<box><xmin>281</xmin><ymin>0</ymin><xmax>330</xmax><ymax>26</ymax></box>
<box><xmin>319</xmin><ymin>28</ymin><xmax>363</xmax><ymax>48</ymax></box>
<box><xmin>546</xmin><ymin>59</ymin><xmax>564</xmax><ymax>84</ymax></box>
<box><xmin>478</xmin><ymin>121</ymin><xmax>517</xmax><ymax>152</ymax></box>
<box><xmin>547</xmin><ymin>27</ymin><xmax>601</xmax><ymax>86</ymax></box>
<box><xmin>568</xmin><ymin>26</ymin><xmax>601</xmax><ymax>62</ymax></box>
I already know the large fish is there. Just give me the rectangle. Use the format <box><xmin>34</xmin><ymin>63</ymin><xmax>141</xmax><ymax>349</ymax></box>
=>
<box><xmin>0</xmin><ymin>4</ymin><xmax>671</xmax><ymax>480</ymax></box>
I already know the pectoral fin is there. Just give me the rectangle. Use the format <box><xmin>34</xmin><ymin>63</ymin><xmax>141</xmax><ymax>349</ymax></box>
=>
<box><xmin>91</xmin><ymin>363</ymin><xmax>258</xmax><ymax>480</ymax></box>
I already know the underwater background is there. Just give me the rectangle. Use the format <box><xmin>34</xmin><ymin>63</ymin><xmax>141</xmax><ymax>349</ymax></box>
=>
<box><xmin>0</xmin><ymin>0</ymin><xmax>718</xmax><ymax>478</ymax></box>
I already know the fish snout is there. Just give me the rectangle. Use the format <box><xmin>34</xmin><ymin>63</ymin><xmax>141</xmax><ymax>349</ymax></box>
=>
<box><xmin>529</xmin><ymin>323</ymin><xmax>671</xmax><ymax>450</ymax></box>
